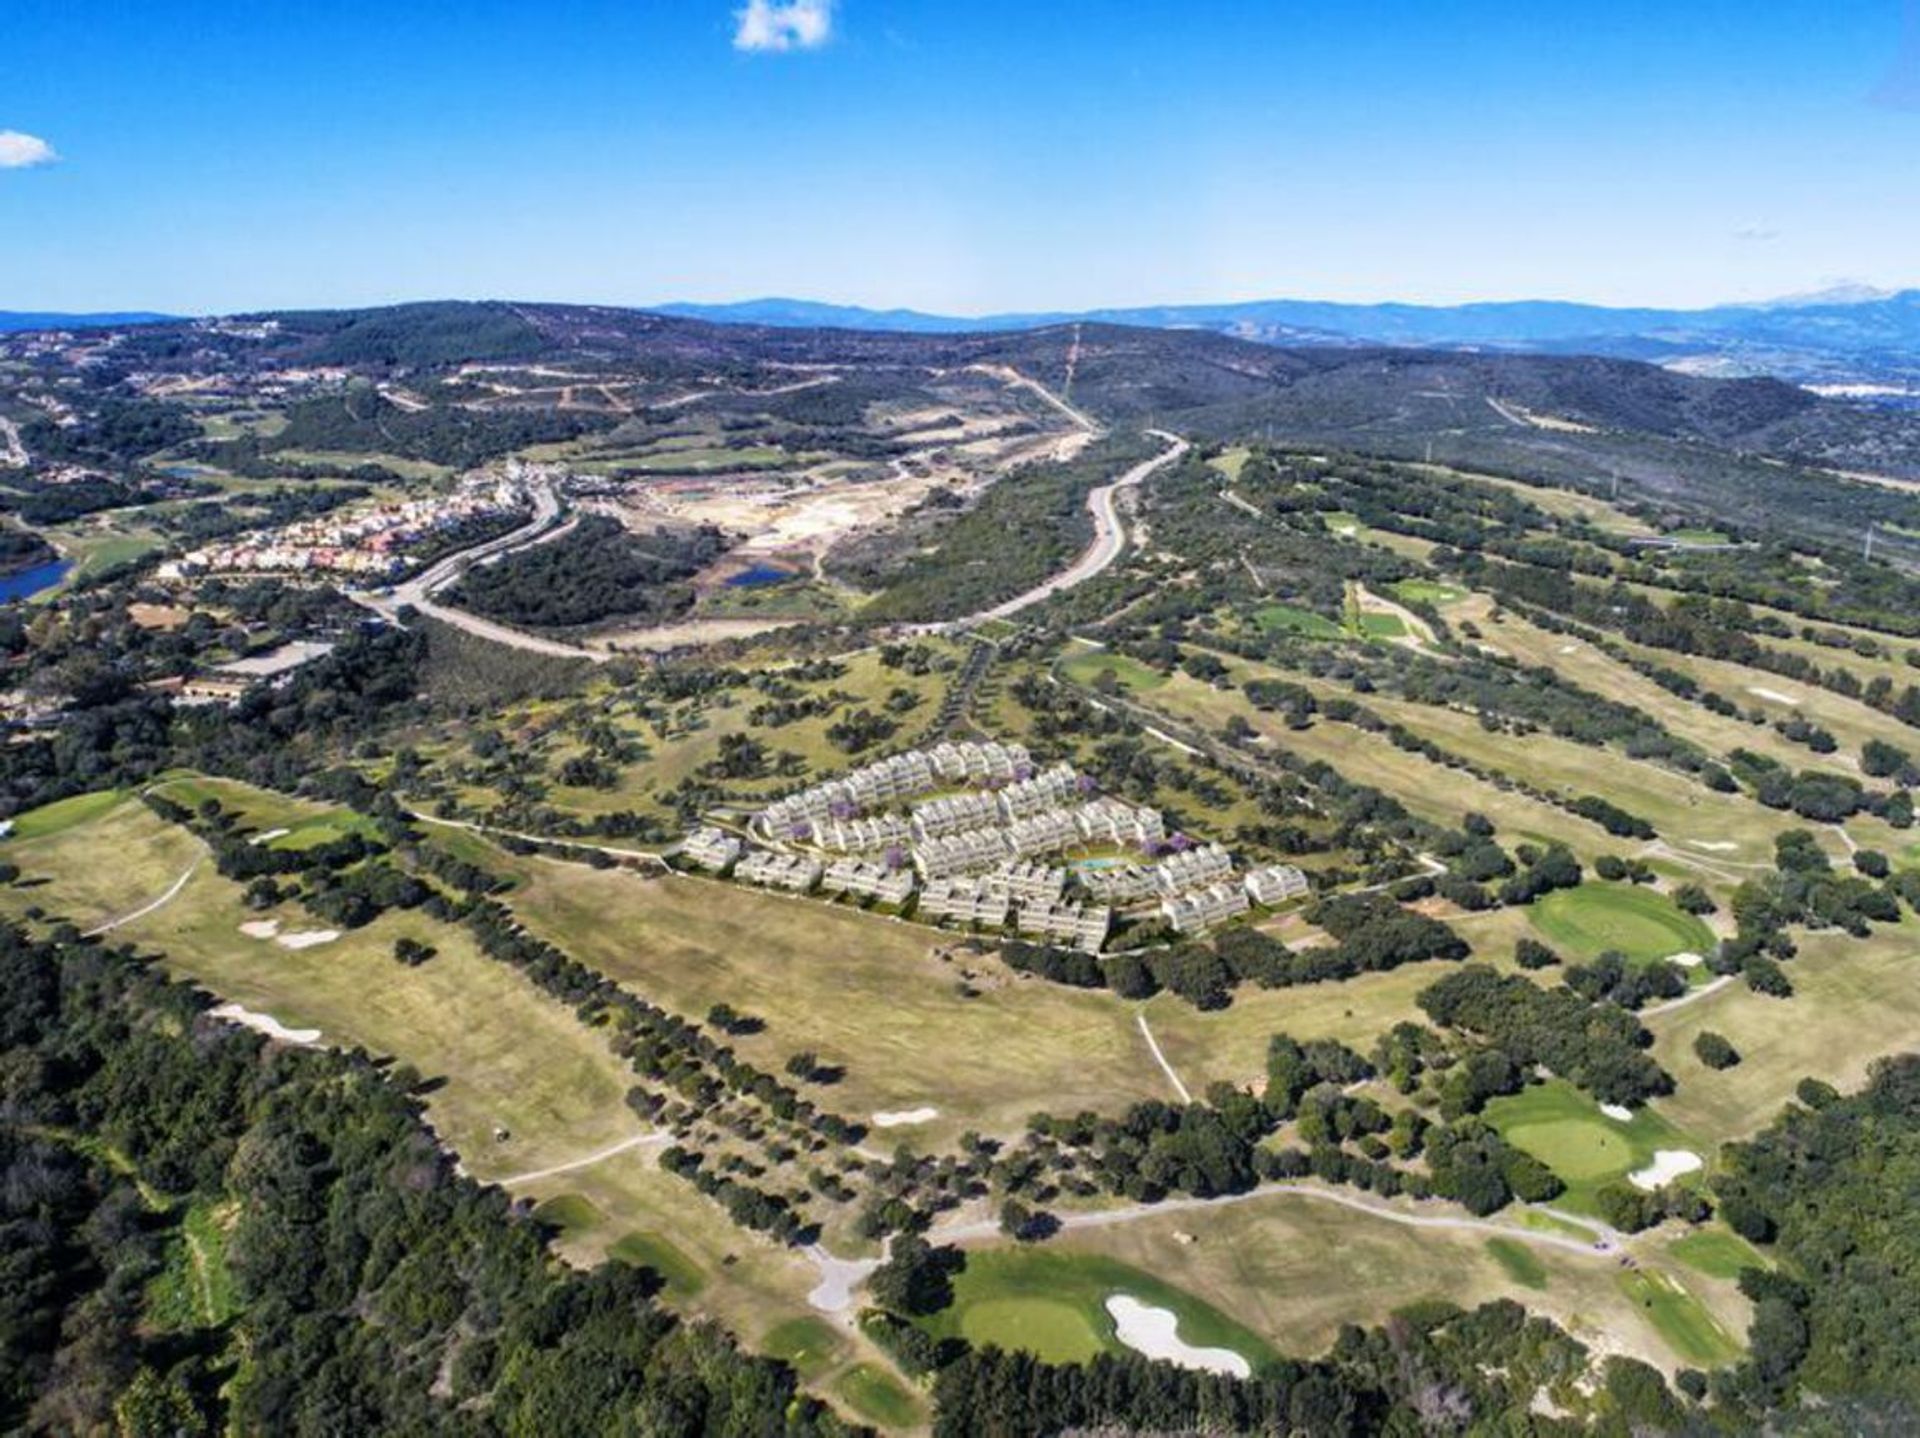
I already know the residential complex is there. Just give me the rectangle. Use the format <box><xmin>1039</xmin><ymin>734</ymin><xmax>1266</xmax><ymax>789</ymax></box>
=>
<box><xmin>714</xmin><ymin>738</ymin><xmax>1302</xmax><ymax>949</ymax></box>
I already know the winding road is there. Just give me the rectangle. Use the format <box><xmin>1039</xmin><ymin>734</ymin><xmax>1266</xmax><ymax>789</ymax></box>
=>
<box><xmin>352</xmin><ymin>483</ymin><xmax>612</xmax><ymax>663</ymax></box>
<box><xmin>939</xmin><ymin>428</ymin><xmax>1189</xmax><ymax>631</ymax></box>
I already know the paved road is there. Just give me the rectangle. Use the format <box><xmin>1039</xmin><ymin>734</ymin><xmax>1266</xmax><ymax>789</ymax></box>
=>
<box><xmin>940</xmin><ymin>429</ymin><xmax>1189</xmax><ymax>630</ymax></box>
<box><xmin>352</xmin><ymin>484</ymin><xmax>613</xmax><ymax>663</ymax></box>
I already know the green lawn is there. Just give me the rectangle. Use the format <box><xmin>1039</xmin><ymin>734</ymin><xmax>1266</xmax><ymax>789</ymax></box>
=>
<box><xmin>1529</xmin><ymin>884</ymin><xmax>1715</xmax><ymax>964</ymax></box>
<box><xmin>1360</xmin><ymin>612</ymin><xmax>1408</xmax><ymax>638</ymax></box>
<box><xmin>1669</xmin><ymin>1228</ymin><xmax>1765</xmax><ymax>1282</ymax></box>
<box><xmin>8</xmin><ymin>788</ymin><xmax>127</xmax><ymax>840</ymax></box>
<box><xmin>834</xmin><ymin>1364</ymin><xmax>921</xmax><ymax>1429</ymax></box>
<box><xmin>531</xmin><ymin>1193</ymin><xmax>604</xmax><ymax>1234</ymax></box>
<box><xmin>1486</xmin><ymin>1080</ymin><xmax>1699</xmax><ymax>1216</ymax></box>
<box><xmin>1393</xmin><ymin>579</ymin><xmax>1468</xmax><ymax>607</ymax></box>
<box><xmin>1060</xmin><ymin>648</ymin><xmax>1167</xmax><ymax>691</ymax></box>
<box><xmin>921</xmin><ymin>1247</ymin><xmax>1276</xmax><ymax>1370</ymax></box>
<box><xmin>1618</xmin><ymin>1269</ymin><xmax>1741</xmax><ymax>1367</ymax></box>
<box><xmin>144</xmin><ymin>1201</ymin><xmax>240</xmax><ymax>1332</ymax></box>
<box><xmin>1253</xmin><ymin>603</ymin><xmax>1344</xmax><ymax>639</ymax></box>
<box><xmin>760</xmin><ymin>1316</ymin><xmax>844</xmax><ymax>1379</ymax></box>
<box><xmin>1485</xmin><ymin>1238</ymin><xmax>1549</xmax><ymax>1290</ymax></box>
<box><xmin>609</xmin><ymin>1231</ymin><xmax>708</xmax><ymax>1297</ymax></box>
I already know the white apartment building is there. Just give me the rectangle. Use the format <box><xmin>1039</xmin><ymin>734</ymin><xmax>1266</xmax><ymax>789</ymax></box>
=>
<box><xmin>1244</xmin><ymin>864</ymin><xmax>1311</xmax><ymax>906</ymax></box>
<box><xmin>682</xmin><ymin>826</ymin><xmax>742</xmax><ymax>872</ymax></box>
<box><xmin>1160</xmin><ymin>880</ymin><xmax>1251</xmax><ymax>934</ymax></box>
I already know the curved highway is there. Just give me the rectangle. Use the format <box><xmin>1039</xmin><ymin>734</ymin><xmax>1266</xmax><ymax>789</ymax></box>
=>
<box><xmin>352</xmin><ymin>483</ymin><xmax>613</xmax><ymax>663</ymax></box>
<box><xmin>941</xmin><ymin>428</ymin><xmax>1188</xmax><ymax>630</ymax></box>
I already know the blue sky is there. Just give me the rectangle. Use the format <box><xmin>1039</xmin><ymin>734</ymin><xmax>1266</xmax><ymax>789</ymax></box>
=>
<box><xmin>0</xmin><ymin>0</ymin><xmax>1915</xmax><ymax>314</ymax></box>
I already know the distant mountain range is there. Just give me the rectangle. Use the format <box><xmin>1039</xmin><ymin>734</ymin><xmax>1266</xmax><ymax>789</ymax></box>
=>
<box><xmin>0</xmin><ymin>311</ymin><xmax>174</xmax><ymax>333</ymax></box>
<box><xmin>657</xmin><ymin>288</ymin><xmax>1920</xmax><ymax>388</ymax></box>
<box><xmin>9</xmin><ymin>287</ymin><xmax>1920</xmax><ymax>389</ymax></box>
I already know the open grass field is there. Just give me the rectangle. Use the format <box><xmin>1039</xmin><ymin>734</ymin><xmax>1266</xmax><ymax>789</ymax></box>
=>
<box><xmin>0</xmin><ymin>795</ymin><xmax>204</xmax><ymax>930</ymax></box>
<box><xmin>1528</xmin><ymin>884</ymin><xmax>1715</xmax><ymax>963</ymax></box>
<box><xmin>1668</xmin><ymin>1227</ymin><xmax>1764</xmax><ymax>1281</ymax></box>
<box><xmin>116</xmin><ymin>863</ymin><xmax>644</xmax><ymax>1185</ymax></box>
<box><xmin>1253</xmin><ymin>603</ymin><xmax>1345</xmax><ymax>639</ymax></box>
<box><xmin>1393</xmin><ymin>579</ymin><xmax>1468</xmax><ymax>607</ymax></box>
<box><xmin>1469</xmin><ymin>603</ymin><xmax>1863</xmax><ymax>783</ymax></box>
<box><xmin>761</xmin><ymin>1317</ymin><xmax>844</xmax><ymax>1378</ymax></box>
<box><xmin>608</xmin><ymin>1231</ymin><xmax>708</xmax><ymax>1297</ymax></box>
<box><xmin>1359</xmin><ymin>612</ymin><xmax>1408</xmax><ymax>638</ymax></box>
<box><xmin>1227</xmin><ymin>650</ymin><xmax>1821</xmax><ymax>877</ymax></box>
<box><xmin>1607</xmin><ymin>631</ymin><xmax>1914</xmax><ymax>772</ymax></box>
<box><xmin>497</xmin><ymin>850</ymin><xmax>1465</xmax><ymax>1142</ymax></box>
<box><xmin>922</xmin><ymin>1247</ymin><xmax>1277</xmax><ymax>1369</ymax></box>
<box><xmin>1485</xmin><ymin>1080</ymin><xmax>1699</xmax><ymax>1217</ymax></box>
<box><xmin>498</xmin><ymin>857</ymin><xmax>1166</xmax><ymax>1144</ymax></box>
<box><xmin>1646</xmin><ymin>918</ymin><xmax>1920</xmax><ymax>1142</ymax></box>
<box><xmin>833</xmin><ymin>1364</ymin><xmax>923</xmax><ymax>1430</ymax></box>
<box><xmin>1209</xmin><ymin>447</ymin><xmax>1252</xmax><ymax>481</ymax></box>
<box><xmin>1059</xmin><ymin>646</ymin><xmax>1167</xmax><ymax>691</ymax></box>
<box><xmin>8</xmin><ymin>787</ymin><xmax>129</xmax><ymax>840</ymax></box>
<box><xmin>1135</xmin><ymin>670</ymin><xmax>1620</xmax><ymax>861</ymax></box>
<box><xmin>1040</xmin><ymin>1187</ymin><xmax>1740</xmax><ymax>1374</ymax></box>
<box><xmin>1618</xmin><ymin>1268</ymin><xmax>1741</xmax><ymax>1367</ymax></box>
<box><xmin>1485</xmin><ymin>1237</ymin><xmax>1549</xmax><ymax>1289</ymax></box>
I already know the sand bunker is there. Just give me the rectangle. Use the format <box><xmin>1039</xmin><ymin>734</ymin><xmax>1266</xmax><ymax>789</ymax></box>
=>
<box><xmin>238</xmin><ymin>918</ymin><xmax>280</xmax><ymax>939</ymax></box>
<box><xmin>1689</xmin><ymin>840</ymin><xmax>1737</xmax><ymax>853</ymax></box>
<box><xmin>1669</xmin><ymin>951</ymin><xmax>1705</xmax><ymax>968</ymax></box>
<box><xmin>871</xmin><ymin>1107</ymin><xmax>940</xmax><ymax>1128</ymax></box>
<box><xmin>1629</xmin><ymin>1150</ymin><xmax>1703</xmax><ymax>1191</ymax></box>
<box><xmin>1104</xmin><ymin>1296</ymin><xmax>1251</xmax><ymax>1378</ymax></box>
<box><xmin>276</xmin><ymin>929</ymin><xmax>340</xmax><ymax>950</ymax></box>
<box><xmin>1600</xmin><ymin>1103</ymin><xmax>1635</xmax><ymax>1122</ymax></box>
<box><xmin>1747</xmin><ymin>686</ymin><xmax>1800</xmax><ymax>706</ymax></box>
<box><xmin>208</xmin><ymin>1002</ymin><xmax>321</xmax><ymax>1046</ymax></box>
<box><xmin>250</xmin><ymin>828</ymin><xmax>290</xmax><ymax>845</ymax></box>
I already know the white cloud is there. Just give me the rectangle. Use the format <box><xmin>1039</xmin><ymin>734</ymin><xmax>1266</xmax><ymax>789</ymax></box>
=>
<box><xmin>734</xmin><ymin>0</ymin><xmax>834</xmax><ymax>52</ymax></box>
<box><xmin>0</xmin><ymin>131</ymin><xmax>57</xmax><ymax>169</ymax></box>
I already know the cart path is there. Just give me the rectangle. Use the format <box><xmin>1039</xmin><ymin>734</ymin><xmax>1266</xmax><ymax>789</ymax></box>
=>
<box><xmin>494</xmin><ymin>1131</ymin><xmax>670</xmax><ymax>1187</ymax></box>
<box><xmin>1136</xmin><ymin>1011</ymin><xmax>1194</xmax><ymax>1104</ymax></box>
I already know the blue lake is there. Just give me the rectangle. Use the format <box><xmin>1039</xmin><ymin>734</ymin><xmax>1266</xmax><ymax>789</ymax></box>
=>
<box><xmin>725</xmin><ymin>563</ymin><xmax>797</xmax><ymax>588</ymax></box>
<box><xmin>0</xmin><ymin>559</ymin><xmax>71</xmax><ymax>603</ymax></box>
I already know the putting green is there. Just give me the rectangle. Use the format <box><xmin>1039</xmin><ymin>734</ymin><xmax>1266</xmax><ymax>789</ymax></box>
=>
<box><xmin>959</xmin><ymin>1297</ymin><xmax>1106</xmax><ymax>1362</ymax></box>
<box><xmin>1501</xmin><ymin>1118</ymin><xmax>1634</xmax><ymax>1181</ymax></box>
<box><xmin>1486</xmin><ymin>1080</ymin><xmax>1698</xmax><ymax>1217</ymax></box>
<box><xmin>1254</xmin><ymin>603</ymin><xmax>1344</xmax><ymax>639</ymax></box>
<box><xmin>922</xmin><ymin>1247</ymin><xmax>1274</xmax><ymax>1370</ymax></box>
<box><xmin>1529</xmin><ymin>884</ymin><xmax>1714</xmax><ymax>964</ymax></box>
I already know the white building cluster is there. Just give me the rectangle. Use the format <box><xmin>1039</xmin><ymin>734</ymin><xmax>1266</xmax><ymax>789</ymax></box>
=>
<box><xmin>161</xmin><ymin>475</ymin><xmax>529</xmax><ymax>583</ymax></box>
<box><xmin>682</xmin><ymin>827</ymin><xmax>742</xmax><ymax>871</ymax></box>
<box><xmin>822</xmin><ymin>858</ymin><xmax>915</xmax><ymax>906</ymax></box>
<box><xmin>758</xmin><ymin>741</ymin><xmax>1030</xmax><ymax>839</ymax></box>
<box><xmin>735</xmin><ymin>851</ymin><xmax>822</xmax><ymax>894</ymax></box>
<box><xmin>1161</xmin><ymin>864</ymin><xmax>1312</xmax><ymax>935</ymax></box>
<box><xmin>710</xmin><ymin>739</ymin><xmax>1312</xmax><ymax>952</ymax></box>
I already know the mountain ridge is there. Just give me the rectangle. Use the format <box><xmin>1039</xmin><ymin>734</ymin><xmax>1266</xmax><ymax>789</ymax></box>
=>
<box><xmin>656</xmin><ymin>290</ymin><xmax>1920</xmax><ymax>385</ymax></box>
